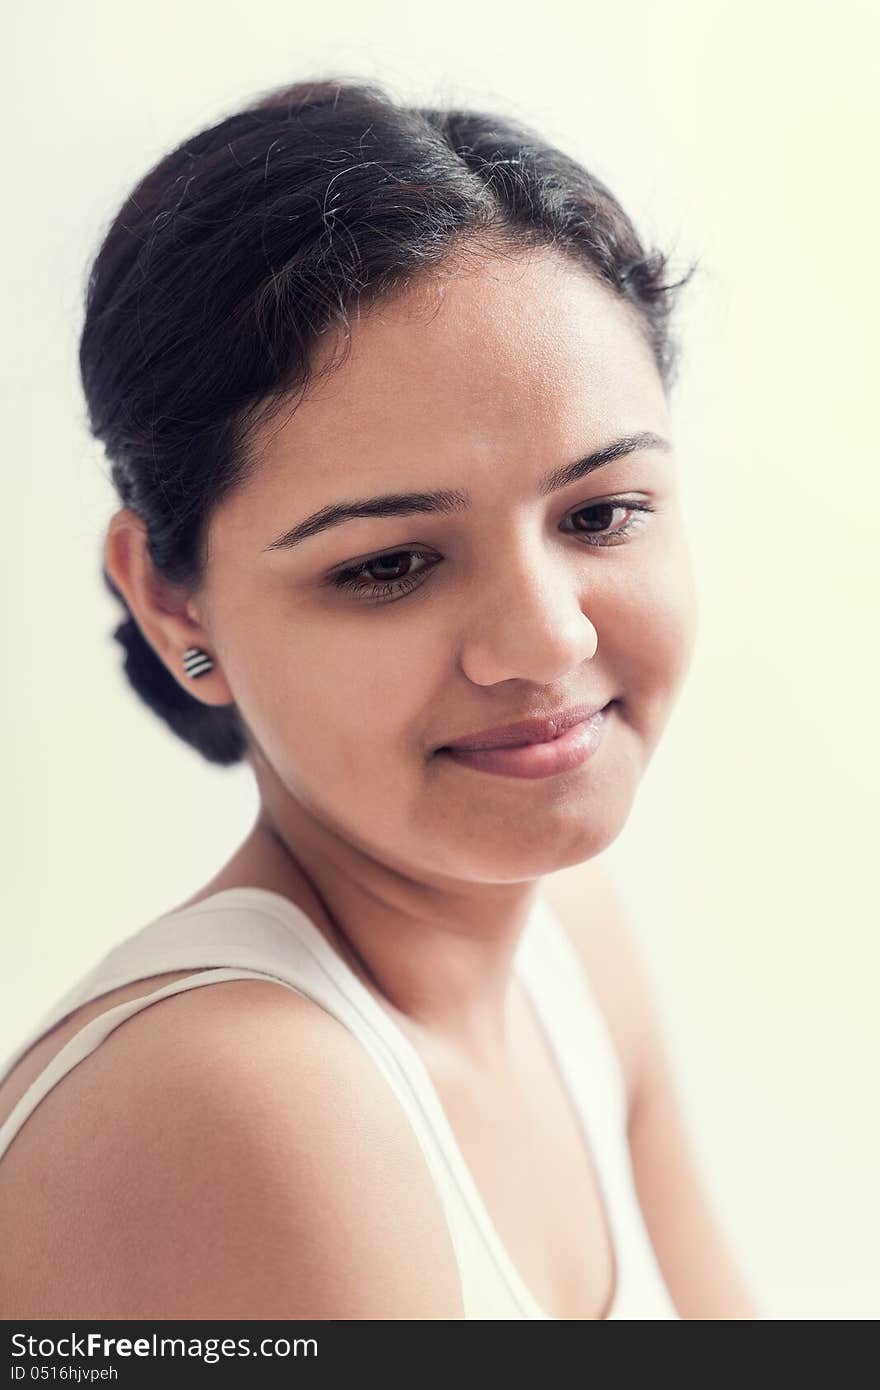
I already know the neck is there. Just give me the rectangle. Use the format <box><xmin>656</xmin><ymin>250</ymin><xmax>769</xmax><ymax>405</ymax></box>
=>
<box><xmin>230</xmin><ymin>804</ymin><xmax>541</xmax><ymax>1072</ymax></box>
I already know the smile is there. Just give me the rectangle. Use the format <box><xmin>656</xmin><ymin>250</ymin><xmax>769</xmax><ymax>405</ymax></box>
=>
<box><xmin>436</xmin><ymin>703</ymin><xmax>613</xmax><ymax>779</ymax></box>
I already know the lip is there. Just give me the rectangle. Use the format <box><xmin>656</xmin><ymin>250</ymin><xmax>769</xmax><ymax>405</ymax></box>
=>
<box><xmin>439</xmin><ymin>700</ymin><xmax>614</xmax><ymax>751</ymax></box>
<box><xmin>436</xmin><ymin>701</ymin><xmax>614</xmax><ymax>780</ymax></box>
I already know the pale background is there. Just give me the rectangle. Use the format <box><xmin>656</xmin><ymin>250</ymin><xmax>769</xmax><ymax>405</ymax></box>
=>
<box><xmin>3</xmin><ymin>0</ymin><xmax>878</xmax><ymax>1319</ymax></box>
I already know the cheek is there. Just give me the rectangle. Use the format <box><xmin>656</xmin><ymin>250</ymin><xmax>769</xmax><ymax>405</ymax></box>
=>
<box><xmin>270</xmin><ymin>621</ymin><xmax>440</xmax><ymax>776</ymax></box>
<box><xmin>263</xmin><ymin>624</ymin><xmax>447</xmax><ymax>861</ymax></box>
<box><xmin>598</xmin><ymin>550</ymin><xmax>697</xmax><ymax>713</ymax></box>
<box><xmin>636</xmin><ymin>587</ymin><xmax>696</xmax><ymax>689</ymax></box>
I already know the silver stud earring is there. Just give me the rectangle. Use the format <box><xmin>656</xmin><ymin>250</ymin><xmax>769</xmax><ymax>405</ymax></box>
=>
<box><xmin>182</xmin><ymin>646</ymin><xmax>214</xmax><ymax>679</ymax></box>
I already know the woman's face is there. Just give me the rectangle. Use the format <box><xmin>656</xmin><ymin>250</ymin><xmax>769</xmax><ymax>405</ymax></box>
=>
<box><xmin>197</xmin><ymin>248</ymin><xmax>698</xmax><ymax>885</ymax></box>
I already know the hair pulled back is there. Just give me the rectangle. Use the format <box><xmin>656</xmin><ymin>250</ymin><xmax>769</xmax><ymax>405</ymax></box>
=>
<box><xmin>80</xmin><ymin>76</ymin><xmax>697</xmax><ymax>765</ymax></box>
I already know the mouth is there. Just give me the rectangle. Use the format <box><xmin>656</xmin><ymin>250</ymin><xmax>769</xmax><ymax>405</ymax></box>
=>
<box><xmin>435</xmin><ymin>701</ymin><xmax>615</xmax><ymax>780</ymax></box>
<box><xmin>437</xmin><ymin>699</ymin><xmax>616</xmax><ymax>753</ymax></box>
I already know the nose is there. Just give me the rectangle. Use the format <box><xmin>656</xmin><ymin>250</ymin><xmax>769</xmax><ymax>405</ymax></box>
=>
<box><xmin>455</xmin><ymin>542</ymin><xmax>599</xmax><ymax>686</ymax></box>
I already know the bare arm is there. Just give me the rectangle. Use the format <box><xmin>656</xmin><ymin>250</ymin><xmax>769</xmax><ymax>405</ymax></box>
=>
<box><xmin>551</xmin><ymin>863</ymin><xmax>762</xmax><ymax>1320</ymax></box>
<box><xmin>1</xmin><ymin>980</ymin><xmax>464</xmax><ymax>1319</ymax></box>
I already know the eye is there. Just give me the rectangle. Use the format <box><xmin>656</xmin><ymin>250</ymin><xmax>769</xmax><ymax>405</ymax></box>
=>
<box><xmin>327</xmin><ymin>497</ymin><xmax>656</xmax><ymax>604</ymax></box>
<box><xmin>563</xmin><ymin>498</ymin><xmax>655</xmax><ymax>547</ymax></box>
<box><xmin>329</xmin><ymin>548</ymin><xmax>437</xmax><ymax>602</ymax></box>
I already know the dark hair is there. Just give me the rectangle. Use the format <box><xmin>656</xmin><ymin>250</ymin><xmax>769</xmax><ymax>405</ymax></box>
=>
<box><xmin>80</xmin><ymin>75</ymin><xmax>698</xmax><ymax>766</ymax></box>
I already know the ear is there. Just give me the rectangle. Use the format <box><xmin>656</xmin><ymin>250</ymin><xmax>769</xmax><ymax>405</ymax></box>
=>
<box><xmin>103</xmin><ymin>509</ymin><xmax>235</xmax><ymax>707</ymax></box>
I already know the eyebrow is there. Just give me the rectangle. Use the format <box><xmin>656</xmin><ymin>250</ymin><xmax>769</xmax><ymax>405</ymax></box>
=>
<box><xmin>263</xmin><ymin>430</ymin><xmax>671</xmax><ymax>552</ymax></box>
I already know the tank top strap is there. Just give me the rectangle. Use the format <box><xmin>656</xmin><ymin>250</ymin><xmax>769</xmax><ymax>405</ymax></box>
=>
<box><xmin>514</xmin><ymin>894</ymin><xmax>629</xmax><ymax>1133</ymax></box>
<box><xmin>0</xmin><ymin>968</ymin><xmax>289</xmax><ymax>1164</ymax></box>
<box><xmin>519</xmin><ymin>895</ymin><xmax>680</xmax><ymax>1320</ymax></box>
<box><xmin>0</xmin><ymin>891</ymin><xmax>346</xmax><ymax>1085</ymax></box>
<box><xmin>0</xmin><ymin>889</ymin><xmax>454</xmax><ymax>1189</ymax></box>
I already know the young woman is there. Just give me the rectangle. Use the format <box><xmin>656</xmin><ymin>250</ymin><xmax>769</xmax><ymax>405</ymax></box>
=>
<box><xmin>0</xmin><ymin>77</ymin><xmax>758</xmax><ymax>1320</ymax></box>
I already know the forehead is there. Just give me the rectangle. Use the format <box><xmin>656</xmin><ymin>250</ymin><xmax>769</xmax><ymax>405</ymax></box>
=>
<box><xmin>269</xmin><ymin>248</ymin><xmax>657</xmax><ymax>434</ymax></box>
<box><xmin>224</xmin><ymin>247</ymin><xmax>669</xmax><ymax>543</ymax></box>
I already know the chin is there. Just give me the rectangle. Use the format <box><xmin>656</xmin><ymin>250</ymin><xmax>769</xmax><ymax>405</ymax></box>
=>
<box><xmin>428</xmin><ymin>791</ymin><xmax>635</xmax><ymax>884</ymax></box>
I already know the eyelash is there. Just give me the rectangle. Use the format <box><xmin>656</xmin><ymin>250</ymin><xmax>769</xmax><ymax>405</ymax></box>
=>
<box><xmin>328</xmin><ymin>498</ymin><xmax>656</xmax><ymax>604</ymax></box>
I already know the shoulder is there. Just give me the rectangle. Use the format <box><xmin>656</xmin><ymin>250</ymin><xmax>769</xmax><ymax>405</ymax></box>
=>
<box><xmin>540</xmin><ymin>859</ymin><xmax>654</xmax><ymax>1118</ymax></box>
<box><xmin>0</xmin><ymin>976</ymin><xmax>464</xmax><ymax>1319</ymax></box>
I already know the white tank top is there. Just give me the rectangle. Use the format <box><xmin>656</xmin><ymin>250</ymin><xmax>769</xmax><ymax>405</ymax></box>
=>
<box><xmin>0</xmin><ymin>887</ymin><xmax>678</xmax><ymax>1320</ymax></box>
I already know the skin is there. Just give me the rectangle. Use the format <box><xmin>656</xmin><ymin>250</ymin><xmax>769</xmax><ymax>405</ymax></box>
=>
<box><xmin>104</xmin><ymin>244</ymin><xmax>698</xmax><ymax>1075</ymax></box>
